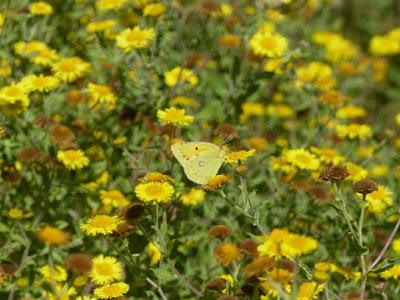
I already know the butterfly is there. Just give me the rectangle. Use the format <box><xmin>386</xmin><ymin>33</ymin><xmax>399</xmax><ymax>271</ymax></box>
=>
<box><xmin>171</xmin><ymin>142</ymin><xmax>227</xmax><ymax>184</ymax></box>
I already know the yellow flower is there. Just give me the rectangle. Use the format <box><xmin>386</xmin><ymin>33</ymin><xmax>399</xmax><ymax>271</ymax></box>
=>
<box><xmin>143</xmin><ymin>3</ymin><xmax>166</xmax><ymax>17</ymax></box>
<box><xmin>37</xmin><ymin>225</ymin><xmax>70</xmax><ymax>246</ymax></box>
<box><xmin>258</xmin><ymin>228</ymin><xmax>318</xmax><ymax>259</ymax></box>
<box><xmin>73</xmin><ymin>275</ymin><xmax>87</xmax><ymax>287</ymax></box>
<box><xmin>90</xmin><ymin>255</ymin><xmax>123</xmax><ymax>285</ymax></box>
<box><xmin>42</xmin><ymin>284</ymin><xmax>77</xmax><ymax>300</ymax></box>
<box><xmin>0</xmin><ymin>83</ymin><xmax>30</xmax><ymax>108</ymax></box>
<box><xmin>96</xmin><ymin>0</ymin><xmax>129</xmax><ymax>11</ymax></box>
<box><xmin>265</xmin><ymin>103</ymin><xmax>294</xmax><ymax>118</ymax></box>
<box><xmin>309</xmin><ymin>146</ymin><xmax>344</xmax><ymax>165</ymax></box>
<box><xmin>318</xmin><ymin>90</ymin><xmax>346</xmax><ymax>107</ymax></box>
<box><xmin>336</xmin><ymin>105</ymin><xmax>367</xmax><ymax>119</ymax></box>
<box><xmin>365</xmin><ymin>185</ymin><xmax>393</xmax><ymax>215</ymax></box>
<box><xmin>225</xmin><ymin>149</ymin><xmax>256</xmax><ymax>164</ymax></box>
<box><xmin>87</xmin><ymin>82</ymin><xmax>116</xmax><ymax>109</ymax></box>
<box><xmin>134</xmin><ymin>181</ymin><xmax>175</xmax><ymax>203</ymax></box>
<box><xmin>94</xmin><ymin>282</ymin><xmax>129</xmax><ymax>299</ymax></box>
<box><xmin>249</xmin><ymin>31</ymin><xmax>288</xmax><ymax>57</ymax></box>
<box><xmin>392</xmin><ymin>238</ymin><xmax>400</xmax><ymax>254</ymax></box>
<box><xmin>260</xmin><ymin>268</ymin><xmax>293</xmax><ymax>298</ymax></box>
<box><xmin>371</xmin><ymin>165</ymin><xmax>389</xmax><ymax>178</ymax></box>
<box><xmin>16</xmin><ymin>277</ymin><xmax>29</xmax><ymax>287</ymax></box>
<box><xmin>80</xmin><ymin>215</ymin><xmax>123</xmax><ymax>236</ymax></box>
<box><xmin>113</xmin><ymin>136</ymin><xmax>127</xmax><ymax>145</ymax></box>
<box><xmin>157</xmin><ymin>107</ymin><xmax>194</xmax><ymax>126</ymax></box>
<box><xmin>14</xmin><ymin>40</ymin><xmax>48</xmax><ymax>56</ymax></box>
<box><xmin>147</xmin><ymin>241</ymin><xmax>162</xmax><ymax>265</ymax></box>
<box><xmin>0</xmin><ymin>12</ymin><xmax>4</xmax><ymax>32</ymax></box>
<box><xmin>284</xmin><ymin>148</ymin><xmax>320</xmax><ymax>171</ymax></box>
<box><xmin>52</xmin><ymin>57</ymin><xmax>90</xmax><ymax>82</ymax></box>
<box><xmin>57</xmin><ymin>150</ymin><xmax>90</xmax><ymax>170</ymax></box>
<box><xmin>86</xmin><ymin>20</ymin><xmax>117</xmax><ymax>34</ymax></box>
<box><xmin>214</xmin><ymin>242</ymin><xmax>242</xmax><ymax>266</ymax></box>
<box><xmin>296</xmin><ymin>282</ymin><xmax>324</xmax><ymax>300</ymax></box>
<box><xmin>335</xmin><ymin>124</ymin><xmax>372</xmax><ymax>140</ymax></box>
<box><xmin>346</xmin><ymin>162</ymin><xmax>368</xmax><ymax>182</ymax></box>
<box><xmin>239</xmin><ymin>102</ymin><xmax>264</xmax><ymax>123</ymax></box>
<box><xmin>30</xmin><ymin>2</ymin><xmax>53</xmax><ymax>15</ymax></box>
<box><xmin>164</xmin><ymin>67</ymin><xmax>198</xmax><ymax>87</ymax></box>
<box><xmin>39</xmin><ymin>265</ymin><xmax>68</xmax><ymax>282</ymax></box>
<box><xmin>116</xmin><ymin>27</ymin><xmax>156</xmax><ymax>52</ymax></box>
<box><xmin>0</xmin><ymin>60</ymin><xmax>11</xmax><ymax>77</ymax></box>
<box><xmin>20</xmin><ymin>74</ymin><xmax>60</xmax><ymax>93</ymax></box>
<box><xmin>31</xmin><ymin>48</ymin><xmax>59</xmax><ymax>66</ymax></box>
<box><xmin>248</xmin><ymin>137</ymin><xmax>268</xmax><ymax>151</ymax></box>
<box><xmin>170</xmin><ymin>96</ymin><xmax>199</xmax><ymax>108</ymax></box>
<box><xmin>8</xmin><ymin>208</ymin><xmax>24</xmax><ymax>219</ymax></box>
<box><xmin>370</xmin><ymin>34</ymin><xmax>400</xmax><ymax>56</ymax></box>
<box><xmin>100</xmin><ymin>190</ymin><xmax>130</xmax><ymax>208</ymax></box>
<box><xmin>380</xmin><ymin>264</ymin><xmax>400</xmax><ymax>280</ymax></box>
<box><xmin>218</xmin><ymin>34</ymin><xmax>242</xmax><ymax>48</ymax></box>
<box><xmin>296</xmin><ymin>62</ymin><xmax>336</xmax><ymax>91</ymax></box>
<box><xmin>202</xmin><ymin>174</ymin><xmax>229</xmax><ymax>190</ymax></box>
<box><xmin>180</xmin><ymin>188</ymin><xmax>206</xmax><ymax>206</ymax></box>
<box><xmin>139</xmin><ymin>172</ymin><xmax>173</xmax><ymax>183</ymax></box>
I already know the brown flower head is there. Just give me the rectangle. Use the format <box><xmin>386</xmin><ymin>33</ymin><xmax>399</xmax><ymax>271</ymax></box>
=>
<box><xmin>200</xmin><ymin>0</ymin><xmax>221</xmax><ymax>14</ymax></box>
<box><xmin>0</xmin><ymin>262</ymin><xmax>17</xmax><ymax>276</ymax></box>
<box><xmin>214</xmin><ymin>242</ymin><xmax>242</xmax><ymax>266</ymax></box>
<box><xmin>243</xmin><ymin>256</ymin><xmax>275</xmax><ymax>279</ymax></box>
<box><xmin>2</xmin><ymin>165</ymin><xmax>21</xmax><ymax>184</ymax></box>
<box><xmin>209</xmin><ymin>225</ymin><xmax>232</xmax><ymax>240</ymax></box>
<box><xmin>111</xmin><ymin>223</ymin><xmax>136</xmax><ymax>237</ymax></box>
<box><xmin>239</xmin><ymin>239</ymin><xmax>258</xmax><ymax>257</ymax></box>
<box><xmin>49</xmin><ymin>124</ymin><xmax>76</xmax><ymax>145</ymax></box>
<box><xmin>205</xmin><ymin>278</ymin><xmax>226</xmax><ymax>291</ymax></box>
<box><xmin>120</xmin><ymin>204</ymin><xmax>145</xmax><ymax>221</ymax></box>
<box><xmin>307</xmin><ymin>184</ymin><xmax>333</xmax><ymax>204</ymax></box>
<box><xmin>18</xmin><ymin>146</ymin><xmax>40</xmax><ymax>163</ymax></box>
<box><xmin>235</xmin><ymin>165</ymin><xmax>248</xmax><ymax>175</ymax></box>
<box><xmin>202</xmin><ymin>174</ymin><xmax>229</xmax><ymax>190</ymax></box>
<box><xmin>119</xmin><ymin>107</ymin><xmax>138</xmax><ymax>126</ymax></box>
<box><xmin>319</xmin><ymin>165</ymin><xmax>349</xmax><ymax>182</ymax></box>
<box><xmin>353</xmin><ymin>179</ymin><xmax>378</xmax><ymax>195</ymax></box>
<box><xmin>34</xmin><ymin>115</ymin><xmax>55</xmax><ymax>128</ymax></box>
<box><xmin>65</xmin><ymin>253</ymin><xmax>92</xmax><ymax>274</ymax></box>
<box><xmin>214</xmin><ymin>123</ymin><xmax>238</xmax><ymax>138</ymax></box>
<box><xmin>66</xmin><ymin>89</ymin><xmax>85</xmax><ymax>106</ymax></box>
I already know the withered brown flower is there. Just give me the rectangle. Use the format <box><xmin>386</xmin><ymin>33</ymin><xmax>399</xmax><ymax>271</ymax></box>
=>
<box><xmin>209</xmin><ymin>225</ymin><xmax>232</xmax><ymax>240</ymax></box>
<box><xmin>353</xmin><ymin>179</ymin><xmax>378</xmax><ymax>195</ymax></box>
<box><xmin>319</xmin><ymin>165</ymin><xmax>349</xmax><ymax>182</ymax></box>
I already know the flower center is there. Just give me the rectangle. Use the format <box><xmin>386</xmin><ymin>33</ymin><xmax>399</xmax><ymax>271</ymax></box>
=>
<box><xmin>96</xmin><ymin>263</ymin><xmax>112</xmax><ymax>276</ymax></box>
<box><xmin>6</xmin><ymin>86</ymin><xmax>23</xmax><ymax>97</ymax></box>
<box><xmin>91</xmin><ymin>215</ymin><xmax>114</xmax><ymax>228</ymax></box>
<box><xmin>261</xmin><ymin>36</ymin><xmax>277</xmax><ymax>50</ymax></box>
<box><xmin>145</xmin><ymin>184</ymin><xmax>163</xmax><ymax>196</ymax></box>
<box><xmin>127</xmin><ymin>31</ymin><xmax>145</xmax><ymax>42</ymax></box>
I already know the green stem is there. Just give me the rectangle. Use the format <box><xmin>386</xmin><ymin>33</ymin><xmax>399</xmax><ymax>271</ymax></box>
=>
<box><xmin>359</xmin><ymin>195</ymin><xmax>367</xmax><ymax>300</ymax></box>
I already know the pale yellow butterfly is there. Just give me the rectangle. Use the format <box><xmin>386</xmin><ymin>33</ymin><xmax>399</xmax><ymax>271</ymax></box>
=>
<box><xmin>171</xmin><ymin>142</ymin><xmax>227</xmax><ymax>184</ymax></box>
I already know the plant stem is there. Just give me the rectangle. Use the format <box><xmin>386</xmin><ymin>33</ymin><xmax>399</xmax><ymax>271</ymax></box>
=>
<box><xmin>359</xmin><ymin>195</ymin><xmax>367</xmax><ymax>300</ymax></box>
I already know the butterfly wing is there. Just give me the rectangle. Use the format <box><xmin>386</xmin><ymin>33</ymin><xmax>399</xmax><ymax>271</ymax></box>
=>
<box><xmin>184</xmin><ymin>155</ymin><xmax>224</xmax><ymax>184</ymax></box>
<box><xmin>171</xmin><ymin>142</ymin><xmax>225</xmax><ymax>184</ymax></box>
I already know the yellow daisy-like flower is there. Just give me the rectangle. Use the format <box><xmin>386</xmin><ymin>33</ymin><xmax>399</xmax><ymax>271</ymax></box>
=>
<box><xmin>260</xmin><ymin>268</ymin><xmax>293</xmax><ymax>298</ymax></box>
<box><xmin>346</xmin><ymin>162</ymin><xmax>368</xmax><ymax>182</ymax></box>
<box><xmin>296</xmin><ymin>282</ymin><xmax>324</xmax><ymax>300</ymax></box>
<box><xmin>335</xmin><ymin>124</ymin><xmax>372</xmax><ymax>140</ymax></box>
<box><xmin>94</xmin><ymin>282</ymin><xmax>129</xmax><ymax>299</ymax></box>
<box><xmin>39</xmin><ymin>265</ymin><xmax>68</xmax><ymax>282</ymax></box>
<box><xmin>100</xmin><ymin>190</ymin><xmax>130</xmax><ymax>208</ymax></box>
<box><xmin>80</xmin><ymin>215</ymin><xmax>123</xmax><ymax>236</ymax></box>
<box><xmin>365</xmin><ymin>185</ymin><xmax>393</xmax><ymax>215</ymax></box>
<box><xmin>239</xmin><ymin>102</ymin><xmax>264</xmax><ymax>123</ymax></box>
<box><xmin>87</xmin><ymin>82</ymin><xmax>116</xmax><ymax>109</ymax></box>
<box><xmin>0</xmin><ymin>60</ymin><xmax>11</xmax><ymax>77</ymax></box>
<box><xmin>336</xmin><ymin>105</ymin><xmax>367</xmax><ymax>119</ymax></box>
<box><xmin>57</xmin><ymin>150</ymin><xmax>90</xmax><ymax>170</ymax></box>
<box><xmin>134</xmin><ymin>182</ymin><xmax>175</xmax><ymax>204</ymax></box>
<box><xmin>31</xmin><ymin>48</ymin><xmax>59</xmax><ymax>66</ymax></box>
<box><xmin>8</xmin><ymin>208</ymin><xmax>24</xmax><ymax>219</ymax></box>
<box><xmin>249</xmin><ymin>31</ymin><xmax>288</xmax><ymax>58</ymax></box>
<box><xmin>30</xmin><ymin>2</ymin><xmax>53</xmax><ymax>15</ymax></box>
<box><xmin>380</xmin><ymin>264</ymin><xmax>400</xmax><ymax>280</ymax></box>
<box><xmin>180</xmin><ymin>188</ymin><xmax>206</xmax><ymax>206</ymax></box>
<box><xmin>96</xmin><ymin>0</ymin><xmax>129</xmax><ymax>11</ymax></box>
<box><xmin>21</xmin><ymin>74</ymin><xmax>60</xmax><ymax>93</ymax></box>
<box><xmin>309</xmin><ymin>146</ymin><xmax>344</xmax><ymax>165</ymax></box>
<box><xmin>258</xmin><ymin>228</ymin><xmax>318</xmax><ymax>259</ymax></box>
<box><xmin>143</xmin><ymin>3</ymin><xmax>166</xmax><ymax>17</ymax></box>
<box><xmin>170</xmin><ymin>96</ymin><xmax>199</xmax><ymax>108</ymax></box>
<box><xmin>157</xmin><ymin>107</ymin><xmax>194</xmax><ymax>126</ymax></box>
<box><xmin>225</xmin><ymin>149</ymin><xmax>256</xmax><ymax>164</ymax></box>
<box><xmin>0</xmin><ymin>12</ymin><xmax>4</xmax><ymax>32</ymax></box>
<box><xmin>147</xmin><ymin>241</ymin><xmax>162</xmax><ymax>265</ymax></box>
<box><xmin>164</xmin><ymin>67</ymin><xmax>198</xmax><ymax>87</ymax></box>
<box><xmin>284</xmin><ymin>148</ymin><xmax>320</xmax><ymax>171</ymax></box>
<box><xmin>202</xmin><ymin>174</ymin><xmax>230</xmax><ymax>190</ymax></box>
<box><xmin>42</xmin><ymin>284</ymin><xmax>77</xmax><ymax>300</ymax></box>
<box><xmin>14</xmin><ymin>40</ymin><xmax>48</xmax><ymax>56</ymax></box>
<box><xmin>116</xmin><ymin>27</ymin><xmax>156</xmax><ymax>52</ymax></box>
<box><xmin>86</xmin><ymin>20</ymin><xmax>117</xmax><ymax>34</ymax></box>
<box><xmin>265</xmin><ymin>103</ymin><xmax>294</xmax><ymax>118</ymax></box>
<box><xmin>52</xmin><ymin>57</ymin><xmax>90</xmax><ymax>82</ymax></box>
<box><xmin>369</xmin><ymin>35</ymin><xmax>400</xmax><ymax>56</ymax></box>
<box><xmin>139</xmin><ymin>172</ymin><xmax>173</xmax><ymax>183</ymax></box>
<box><xmin>296</xmin><ymin>61</ymin><xmax>336</xmax><ymax>91</ymax></box>
<box><xmin>90</xmin><ymin>255</ymin><xmax>123</xmax><ymax>285</ymax></box>
<box><xmin>37</xmin><ymin>225</ymin><xmax>70</xmax><ymax>246</ymax></box>
<box><xmin>0</xmin><ymin>83</ymin><xmax>30</xmax><ymax>108</ymax></box>
<box><xmin>248</xmin><ymin>137</ymin><xmax>268</xmax><ymax>151</ymax></box>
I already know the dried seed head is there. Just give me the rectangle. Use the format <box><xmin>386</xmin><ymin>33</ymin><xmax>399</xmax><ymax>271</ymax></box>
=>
<box><xmin>120</xmin><ymin>204</ymin><xmax>145</xmax><ymax>221</ymax></box>
<box><xmin>18</xmin><ymin>146</ymin><xmax>40</xmax><ymax>163</ymax></box>
<box><xmin>307</xmin><ymin>185</ymin><xmax>333</xmax><ymax>204</ymax></box>
<box><xmin>205</xmin><ymin>278</ymin><xmax>226</xmax><ymax>291</ymax></box>
<box><xmin>243</xmin><ymin>257</ymin><xmax>275</xmax><ymax>278</ymax></box>
<box><xmin>111</xmin><ymin>223</ymin><xmax>136</xmax><ymax>237</ymax></box>
<box><xmin>66</xmin><ymin>89</ymin><xmax>85</xmax><ymax>106</ymax></box>
<box><xmin>319</xmin><ymin>165</ymin><xmax>349</xmax><ymax>182</ymax></box>
<box><xmin>235</xmin><ymin>165</ymin><xmax>248</xmax><ymax>175</ymax></box>
<box><xmin>49</xmin><ymin>124</ymin><xmax>76</xmax><ymax>145</ymax></box>
<box><xmin>119</xmin><ymin>107</ymin><xmax>138</xmax><ymax>126</ymax></box>
<box><xmin>2</xmin><ymin>165</ymin><xmax>20</xmax><ymax>184</ymax></box>
<box><xmin>209</xmin><ymin>225</ymin><xmax>232</xmax><ymax>240</ymax></box>
<box><xmin>239</xmin><ymin>239</ymin><xmax>258</xmax><ymax>257</ymax></box>
<box><xmin>34</xmin><ymin>116</ymin><xmax>55</xmax><ymax>128</ymax></box>
<box><xmin>214</xmin><ymin>123</ymin><xmax>238</xmax><ymax>138</ymax></box>
<box><xmin>352</xmin><ymin>179</ymin><xmax>378</xmax><ymax>195</ymax></box>
<box><xmin>0</xmin><ymin>262</ymin><xmax>17</xmax><ymax>276</ymax></box>
<box><xmin>64</xmin><ymin>253</ymin><xmax>92</xmax><ymax>274</ymax></box>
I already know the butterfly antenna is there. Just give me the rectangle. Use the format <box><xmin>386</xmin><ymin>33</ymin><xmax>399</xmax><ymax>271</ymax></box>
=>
<box><xmin>221</xmin><ymin>132</ymin><xmax>236</xmax><ymax>146</ymax></box>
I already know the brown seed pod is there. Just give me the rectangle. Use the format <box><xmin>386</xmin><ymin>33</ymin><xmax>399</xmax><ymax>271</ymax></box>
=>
<box><xmin>239</xmin><ymin>239</ymin><xmax>258</xmax><ymax>257</ymax></box>
<box><xmin>48</xmin><ymin>124</ymin><xmax>76</xmax><ymax>145</ymax></box>
<box><xmin>205</xmin><ymin>278</ymin><xmax>226</xmax><ymax>291</ymax></box>
<box><xmin>353</xmin><ymin>180</ymin><xmax>378</xmax><ymax>195</ymax></box>
<box><xmin>319</xmin><ymin>165</ymin><xmax>349</xmax><ymax>182</ymax></box>
<box><xmin>18</xmin><ymin>146</ymin><xmax>41</xmax><ymax>163</ymax></box>
<box><xmin>209</xmin><ymin>225</ymin><xmax>232</xmax><ymax>240</ymax></box>
<box><xmin>243</xmin><ymin>257</ymin><xmax>275</xmax><ymax>279</ymax></box>
<box><xmin>64</xmin><ymin>253</ymin><xmax>92</xmax><ymax>274</ymax></box>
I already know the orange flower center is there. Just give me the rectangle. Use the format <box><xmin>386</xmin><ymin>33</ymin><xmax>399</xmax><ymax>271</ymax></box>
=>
<box><xmin>90</xmin><ymin>215</ymin><xmax>114</xmax><ymax>228</ymax></box>
<box><xmin>96</xmin><ymin>263</ymin><xmax>113</xmax><ymax>276</ymax></box>
<box><xmin>145</xmin><ymin>184</ymin><xmax>163</xmax><ymax>196</ymax></box>
<box><xmin>261</xmin><ymin>36</ymin><xmax>277</xmax><ymax>50</ymax></box>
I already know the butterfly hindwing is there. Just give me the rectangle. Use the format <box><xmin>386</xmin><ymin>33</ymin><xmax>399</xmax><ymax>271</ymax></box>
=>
<box><xmin>171</xmin><ymin>142</ymin><xmax>225</xmax><ymax>184</ymax></box>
